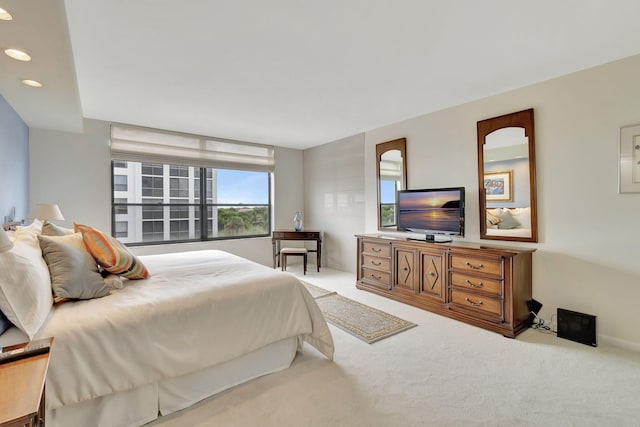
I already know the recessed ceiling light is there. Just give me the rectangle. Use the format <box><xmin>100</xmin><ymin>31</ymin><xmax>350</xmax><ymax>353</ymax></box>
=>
<box><xmin>21</xmin><ymin>79</ymin><xmax>43</xmax><ymax>88</ymax></box>
<box><xmin>4</xmin><ymin>48</ymin><xmax>31</xmax><ymax>61</ymax></box>
<box><xmin>0</xmin><ymin>8</ymin><xmax>12</xmax><ymax>20</ymax></box>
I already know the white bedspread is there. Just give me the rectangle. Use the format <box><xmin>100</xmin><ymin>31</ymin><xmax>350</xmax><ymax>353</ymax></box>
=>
<box><xmin>35</xmin><ymin>250</ymin><xmax>334</xmax><ymax>410</ymax></box>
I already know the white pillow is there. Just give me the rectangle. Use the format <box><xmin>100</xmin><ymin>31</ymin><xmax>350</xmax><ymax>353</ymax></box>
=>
<box><xmin>0</xmin><ymin>231</ymin><xmax>53</xmax><ymax>339</ymax></box>
<box><xmin>14</xmin><ymin>218</ymin><xmax>43</xmax><ymax>239</ymax></box>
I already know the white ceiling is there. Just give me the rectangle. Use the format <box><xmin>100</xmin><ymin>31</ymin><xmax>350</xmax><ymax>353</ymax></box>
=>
<box><xmin>2</xmin><ymin>1</ymin><xmax>640</xmax><ymax>149</ymax></box>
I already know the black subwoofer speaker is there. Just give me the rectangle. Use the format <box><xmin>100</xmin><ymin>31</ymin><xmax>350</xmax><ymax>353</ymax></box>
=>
<box><xmin>557</xmin><ymin>308</ymin><xmax>597</xmax><ymax>347</ymax></box>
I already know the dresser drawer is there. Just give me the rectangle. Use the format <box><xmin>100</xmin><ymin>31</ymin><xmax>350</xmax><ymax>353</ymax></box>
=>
<box><xmin>450</xmin><ymin>272</ymin><xmax>502</xmax><ymax>296</ymax></box>
<box><xmin>361</xmin><ymin>268</ymin><xmax>392</xmax><ymax>287</ymax></box>
<box><xmin>450</xmin><ymin>254</ymin><xmax>503</xmax><ymax>277</ymax></box>
<box><xmin>450</xmin><ymin>289</ymin><xmax>503</xmax><ymax>320</ymax></box>
<box><xmin>362</xmin><ymin>255</ymin><xmax>391</xmax><ymax>271</ymax></box>
<box><xmin>362</xmin><ymin>240</ymin><xmax>391</xmax><ymax>257</ymax></box>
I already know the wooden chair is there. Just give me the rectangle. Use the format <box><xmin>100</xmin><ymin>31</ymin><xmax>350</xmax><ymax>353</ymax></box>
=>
<box><xmin>280</xmin><ymin>247</ymin><xmax>308</xmax><ymax>275</ymax></box>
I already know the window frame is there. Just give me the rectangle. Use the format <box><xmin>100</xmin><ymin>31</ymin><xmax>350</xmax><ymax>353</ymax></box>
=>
<box><xmin>111</xmin><ymin>161</ymin><xmax>272</xmax><ymax>246</ymax></box>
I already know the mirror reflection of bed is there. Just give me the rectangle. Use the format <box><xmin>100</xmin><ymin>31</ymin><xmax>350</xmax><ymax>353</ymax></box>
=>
<box><xmin>477</xmin><ymin>108</ymin><xmax>538</xmax><ymax>242</ymax></box>
<box><xmin>483</xmin><ymin>126</ymin><xmax>532</xmax><ymax>239</ymax></box>
<box><xmin>486</xmin><ymin>207</ymin><xmax>532</xmax><ymax>237</ymax></box>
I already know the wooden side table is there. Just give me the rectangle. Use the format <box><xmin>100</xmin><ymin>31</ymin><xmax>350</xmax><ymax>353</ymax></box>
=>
<box><xmin>0</xmin><ymin>337</ymin><xmax>53</xmax><ymax>427</ymax></box>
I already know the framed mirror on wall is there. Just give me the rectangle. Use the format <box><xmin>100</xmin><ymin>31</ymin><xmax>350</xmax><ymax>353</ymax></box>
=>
<box><xmin>376</xmin><ymin>138</ymin><xmax>407</xmax><ymax>230</ymax></box>
<box><xmin>477</xmin><ymin>109</ymin><xmax>538</xmax><ymax>242</ymax></box>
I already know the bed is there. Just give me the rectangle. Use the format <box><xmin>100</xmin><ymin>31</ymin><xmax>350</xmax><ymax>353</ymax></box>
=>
<box><xmin>0</xmin><ymin>222</ymin><xmax>334</xmax><ymax>427</ymax></box>
<box><xmin>485</xmin><ymin>207</ymin><xmax>532</xmax><ymax>237</ymax></box>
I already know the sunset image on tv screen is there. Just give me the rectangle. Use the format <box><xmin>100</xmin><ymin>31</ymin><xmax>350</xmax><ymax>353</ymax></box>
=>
<box><xmin>398</xmin><ymin>190</ymin><xmax>461</xmax><ymax>232</ymax></box>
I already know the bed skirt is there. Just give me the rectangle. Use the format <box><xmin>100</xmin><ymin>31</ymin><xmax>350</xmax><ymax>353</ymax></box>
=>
<box><xmin>46</xmin><ymin>337</ymin><xmax>298</xmax><ymax>427</ymax></box>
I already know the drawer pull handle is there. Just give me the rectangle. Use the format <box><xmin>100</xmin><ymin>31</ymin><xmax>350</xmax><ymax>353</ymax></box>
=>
<box><xmin>465</xmin><ymin>279</ymin><xmax>483</xmax><ymax>288</ymax></box>
<box><xmin>465</xmin><ymin>261</ymin><xmax>484</xmax><ymax>270</ymax></box>
<box><xmin>370</xmin><ymin>273</ymin><xmax>382</xmax><ymax>280</ymax></box>
<box><xmin>371</xmin><ymin>260</ymin><xmax>382</xmax><ymax>266</ymax></box>
<box><xmin>429</xmin><ymin>272</ymin><xmax>436</xmax><ymax>277</ymax></box>
<box><xmin>465</xmin><ymin>297</ymin><xmax>483</xmax><ymax>307</ymax></box>
<box><xmin>371</xmin><ymin>247</ymin><xmax>382</xmax><ymax>252</ymax></box>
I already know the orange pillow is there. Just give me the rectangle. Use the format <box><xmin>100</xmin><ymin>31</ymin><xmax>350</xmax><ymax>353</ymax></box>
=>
<box><xmin>74</xmin><ymin>223</ymin><xmax>150</xmax><ymax>280</ymax></box>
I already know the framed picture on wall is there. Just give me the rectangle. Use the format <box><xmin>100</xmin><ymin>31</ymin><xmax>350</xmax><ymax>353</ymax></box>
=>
<box><xmin>484</xmin><ymin>170</ymin><xmax>513</xmax><ymax>202</ymax></box>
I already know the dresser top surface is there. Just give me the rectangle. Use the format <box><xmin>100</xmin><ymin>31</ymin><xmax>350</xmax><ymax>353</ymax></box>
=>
<box><xmin>356</xmin><ymin>233</ymin><xmax>536</xmax><ymax>254</ymax></box>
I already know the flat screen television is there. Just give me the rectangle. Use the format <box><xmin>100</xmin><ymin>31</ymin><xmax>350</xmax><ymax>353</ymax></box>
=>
<box><xmin>397</xmin><ymin>187</ymin><xmax>465</xmax><ymax>239</ymax></box>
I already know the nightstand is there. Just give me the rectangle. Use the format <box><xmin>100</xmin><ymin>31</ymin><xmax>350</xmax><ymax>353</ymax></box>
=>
<box><xmin>0</xmin><ymin>337</ymin><xmax>53</xmax><ymax>427</ymax></box>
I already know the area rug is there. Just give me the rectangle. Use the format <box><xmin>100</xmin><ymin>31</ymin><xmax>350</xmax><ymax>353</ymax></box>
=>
<box><xmin>301</xmin><ymin>281</ymin><xmax>337</xmax><ymax>298</ymax></box>
<box><xmin>301</xmin><ymin>281</ymin><xmax>417</xmax><ymax>344</ymax></box>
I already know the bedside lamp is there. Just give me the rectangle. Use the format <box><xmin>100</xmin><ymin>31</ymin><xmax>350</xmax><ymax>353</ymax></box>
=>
<box><xmin>29</xmin><ymin>204</ymin><xmax>65</xmax><ymax>224</ymax></box>
<box><xmin>0</xmin><ymin>228</ymin><xmax>13</xmax><ymax>252</ymax></box>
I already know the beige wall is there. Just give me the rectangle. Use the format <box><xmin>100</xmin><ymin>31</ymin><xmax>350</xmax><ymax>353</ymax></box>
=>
<box><xmin>29</xmin><ymin>120</ymin><xmax>304</xmax><ymax>266</ymax></box>
<box><xmin>303</xmin><ymin>134</ymin><xmax>365</xmax><ymax>272</ymax></box>
<box><xmin>362</xmin><ymin>54</ymin><xmax>640</xmax><ymax>348</ymax></box>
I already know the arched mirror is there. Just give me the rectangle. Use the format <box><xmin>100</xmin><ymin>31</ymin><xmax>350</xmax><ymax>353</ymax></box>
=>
<box><xmin>377</xmin><ymin>138</ymin><xmax>407</xmax><ymax>230</ymax></box>
<box><xmin>477</xmin><ymin>109</ymin><xmax>538</xmax><ymax>242</ymax></box>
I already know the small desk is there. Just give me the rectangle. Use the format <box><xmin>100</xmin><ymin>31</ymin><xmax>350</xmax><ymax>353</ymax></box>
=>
<box><xmin>272</xmin><ymin>230</ymin><xmax>322</xmax><ymax>272</ymax></box>
<box><xmin>0</xmin><ymin>338</ymin><xmax>53</xmax><ymax>427</ymax></box>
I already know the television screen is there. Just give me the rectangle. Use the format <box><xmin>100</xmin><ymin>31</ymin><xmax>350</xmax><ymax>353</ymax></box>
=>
<box><xmin>397</xmin><ymin>187</ymin><xmax>465</xmax><ymax>236</ymax></box>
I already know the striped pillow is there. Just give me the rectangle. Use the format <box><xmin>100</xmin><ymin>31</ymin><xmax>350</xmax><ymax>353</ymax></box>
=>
<box><xmin>74</xmin><ymin>223</ymin><xmax>150</xmax><ymax>280</ymax></box>
<box><xmin>486</xmin><ymin>210</ymin><xmax>503</xmax><ymax>226</ymax></box>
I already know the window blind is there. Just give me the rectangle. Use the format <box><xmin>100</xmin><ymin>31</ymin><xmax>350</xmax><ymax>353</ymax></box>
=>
<box><xmin>110</xmin><ymin>124</ymin><xmax>275</xmax><ymax>172</ymax></box>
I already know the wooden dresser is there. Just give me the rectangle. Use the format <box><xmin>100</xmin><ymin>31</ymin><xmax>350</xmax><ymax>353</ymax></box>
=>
<box><xmin>356</xmin><ymin>234</ymin><xmax>535</xmax><ymax>337</ymax></box>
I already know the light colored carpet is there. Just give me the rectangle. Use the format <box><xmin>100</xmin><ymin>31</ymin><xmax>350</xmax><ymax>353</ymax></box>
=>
<box><xmin>149</xmin><ymin>267</ymin><xmax>640</xmax><ymax>427</ymax></box>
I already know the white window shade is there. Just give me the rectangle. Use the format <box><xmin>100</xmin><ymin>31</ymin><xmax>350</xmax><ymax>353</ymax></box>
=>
<box><xmin>110</xmin><ymin>124</ymin><xmax>275</xmax><ymax>172</ymax></box>
<box><xmin>379</xmin><ymin>159</ymin><xmax>402</xmax><ymax>180</ymax></box>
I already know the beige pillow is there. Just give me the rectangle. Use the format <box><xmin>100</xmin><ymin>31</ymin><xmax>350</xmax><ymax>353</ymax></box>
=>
<box><xmin>38</xmin><ymin>233</ymin><xmax>111</xmax><ymax>300</ymax></box>
<box><xmin>496</xmin><ymin>209</ymin><xmax>522</xmax><ymax>230</ymax></box>
<box><xmin>42</xmin><ymin>222</ymin><xmax>75</xmax><ymax>237</ymax></box>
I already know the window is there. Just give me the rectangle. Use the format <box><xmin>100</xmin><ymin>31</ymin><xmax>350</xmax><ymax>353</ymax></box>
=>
<box><xmin>110</xmin><ymin>123</ymin><xmax>274</xmax><ymax>245</ymax></box>
<box><xmin>114</xmin><ymin>175</ymin><xmax>128</xmax><ymax>191</ymax></box>
<box><xmin>113</xmin><ymin>198</ymin><xmax>128</xmax><ymax>215</ymax></box>
<box><xmin>114</xmin><ymin>221</ymin><xmax>128</xmax><ymax>238</ymax></box>
<box><xmin>111</xmin><ymin>160</ymin><xmax>271</xmax><ymax>244</ymax></box>
<box><xmin>380</xmin><ymin>179</ymin><xmax>398</xmax><ymax>227</ymax></box>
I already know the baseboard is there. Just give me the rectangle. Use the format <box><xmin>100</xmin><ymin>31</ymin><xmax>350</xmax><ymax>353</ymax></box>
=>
<box><xmin>598</xmin><ymin>334</ymin><xmax>640</xmax><ymax>352</ymax></box>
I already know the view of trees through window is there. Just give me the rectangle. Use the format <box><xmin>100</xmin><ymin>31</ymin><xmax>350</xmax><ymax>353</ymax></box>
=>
<box><xmin>380</xmin><ymin>179</ymin><xmax>397</xmax><ymax>227</ymax></box>
<box><xmin>112</xmin><ymin>161</ymin><xmax>270</xmax><ymax>244</ymax></box>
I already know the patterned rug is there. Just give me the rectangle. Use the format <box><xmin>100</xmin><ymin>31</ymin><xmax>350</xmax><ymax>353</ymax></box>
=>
<box><xmin>301</xmin><ymin>281</ymin><xmax>417</xmax><ymax>344</ymax></box>
<box><xmin>302</xmin><ymin>281</ymin><xmax>337</xmax><ymax>298</ymax></box>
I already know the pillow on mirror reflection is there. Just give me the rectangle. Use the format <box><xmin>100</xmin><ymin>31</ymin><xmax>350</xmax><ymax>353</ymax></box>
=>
<box><xmin>509</xmin><ymin>207</ymin><xmax>531</xmax><ymax>229</ymax></box>
<box><xmin>486</xmin><ymin>210</ymin><xmax>502</xmax><ymax>227</ymax></box>
<box><xmin>496</xmin><ymin>209</ymin><xmax>521</xmax><ymax>229</ymax></box>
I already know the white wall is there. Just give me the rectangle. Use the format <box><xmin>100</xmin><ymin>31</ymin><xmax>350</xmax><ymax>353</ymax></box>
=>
<box><xmin>29</xmin><ymin>119</ymin><xmax>304</xmax><ymax>266</ymax></box>
<box><xmin>273</xmin><ymin>146</ymin><xmax>304</xmax><ymax>230</ymax></box>
<box><xmin>363</xmin><ymin>54</ymin><xmax>640</xmax><ymax>348</ymax></box>
<box><xmin>30</xmin><ymin>119</ymin><xmax>112</xmax><ymax>230</ymax></box>
<box><xmin>303</xmin><ymin>133</ymin><xmax>365</xmax><ymax>272</ymax></box>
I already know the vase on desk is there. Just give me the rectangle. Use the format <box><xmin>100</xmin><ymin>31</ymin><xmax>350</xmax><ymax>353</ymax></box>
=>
<box><xmin>293</xmin><ymin>211</ymin><xmax>303</xmax><ymax>231</ymax></box>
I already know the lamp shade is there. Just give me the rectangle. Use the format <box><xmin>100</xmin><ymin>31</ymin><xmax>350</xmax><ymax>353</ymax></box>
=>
<box><xmin>29</xmin><ymin>204</ymin><xmax>65</xmax><ymax>221</ymax></box>
<box><xmin>0</xmin><ymin>228</ymin><xmax>13</xmax><ymax>252</ymax></box>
